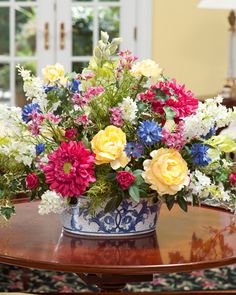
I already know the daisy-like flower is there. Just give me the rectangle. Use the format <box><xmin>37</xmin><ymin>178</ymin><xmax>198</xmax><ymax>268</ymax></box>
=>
<box><xmin>137</xmin><ymin>120</ymin><xmax>162</xmax><ymax>146</ymax></box>
<box><xmin>119</xmin><ymin>96</ymin><xmax>138</xmax><ymax>124</ymax></box>
<box><xmin>42</xmin><ymin>141</ymin><xmax>96</xmax><ymax>197</ymax></box>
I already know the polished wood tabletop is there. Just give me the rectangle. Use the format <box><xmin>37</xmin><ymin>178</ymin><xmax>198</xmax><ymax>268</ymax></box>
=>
<box><xmin>0</xmin><ymin>201</ymin><xmax>236</xmax><ymax>275</ymax></box>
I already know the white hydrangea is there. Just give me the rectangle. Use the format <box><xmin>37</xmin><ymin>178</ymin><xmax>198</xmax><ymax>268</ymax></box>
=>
<box><xmin>118</xmin><ymin>96</ymin><xmax>138</xmax><ymax>123</ymax></box>
<box><xmin>184</xmin><ymin>96</ymin><xmax>236</xmax><ymax>139</ymax></box>
<box><xmin>38</xmin><ymin>191</ymin><xmax>65</xmax><ymax>215</ymax></box>
<box><xmin>0</xmin><ymin>104</ymin><xmax>22</xmax><ymax>136</ymax></box>
<box><xmin>189</xmin><ymin>170</ymin><xmax>213</xmax><ymax>198</ymax></box>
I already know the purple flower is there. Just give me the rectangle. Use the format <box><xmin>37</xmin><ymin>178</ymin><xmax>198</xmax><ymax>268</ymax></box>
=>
<box><xmin>191</xmin><ymin>143</ymin><xmax>211</xmax><ymax>166</ymax></box>
<box><xmin>125</xmin><ymin>142</ymin><xmax>143</xmax><ymax>158</ymax></box>
<box><xmin>137</xmin><ymin>120</ymin><xmax>162</xmax><ymax>146</ymax></box>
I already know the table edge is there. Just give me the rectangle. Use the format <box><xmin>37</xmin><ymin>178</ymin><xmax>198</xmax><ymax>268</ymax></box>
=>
<box><xmin>1</xmin><ymin>254</ymin><xmax>236</xmax><ymax>274</ymax></box>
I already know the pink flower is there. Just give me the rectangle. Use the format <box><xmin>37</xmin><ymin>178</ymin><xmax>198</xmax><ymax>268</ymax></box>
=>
<box><xmin>76</xmin><ymin>114</ymin><xmax>90</xmax><ymax>126</ymax></box>
<box><xmin>117</xmin><ymin>171</ymin><xmax>136</xmax><ymax>190</ymax></box>
<box><xmin>140</xmin><ymin>79</ymin><xmax>199</xmax><ymax>122</ymax></box>
<box><xmin>118</xmin><ymin>50</ymin><xmax>138</xmax><ymax>71</ymax></box>
<box><xmin>26</xmin><ymin>173</ymin><xmax>39</xmax><ymax>190</ymax></box>
<box><xmin>73</xmin><ymin>86</ymin><xmax>104</xmax><ymax>106</ymax></box>
<box><xmin>42</xmin><ymin>141</ymin><xmax>96</xmax><ymax>197</ymax></box>
<box><xmin>110</xmin><ymin>107</ymin><xmax>124</xmax><ymax>126</ymax></box>
<box><xmin>162</xmin><ymin>122</ymin><xmax>187</xmax><ymax>150</ymax></box>
<box><xmin>47</xmin><ymin>112</ymin><xmax>61</xmax><ymax>123</ymax></box>
<box><xmin>229</xmin><ymin>173</ymin><xmax>236</xmax><ymax>185</ymax></box>
<box><xmin>65</xmin><ymin>128</ymin><xmax>78</xmax><ymax>140</ymax></box>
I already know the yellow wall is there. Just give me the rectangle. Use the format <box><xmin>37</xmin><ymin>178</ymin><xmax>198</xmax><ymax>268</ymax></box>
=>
<box><xmin>152</xmin><ymin>0</ymin><xmax>229</xmax><ymax>97</ymax></box>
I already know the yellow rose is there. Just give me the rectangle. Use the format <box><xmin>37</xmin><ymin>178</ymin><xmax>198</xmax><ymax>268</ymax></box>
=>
<box><xmin>131</xmin><ymin>59</ymin><xmax>162</xmax><ymax>79</ymax></box>
<box><xmin>42</xmin><ymin>63</ymin><xmax>65</xmax><ymax>85</ymax></box>
<box><xmin>143</xmin><ymin>148</ymin><xmax>189</xmax><ymax>196</ymax></box>
<box><xmin>91</xmin><ymin>125</ymin><xmax>130</xmax><ymax>170</ymax></box>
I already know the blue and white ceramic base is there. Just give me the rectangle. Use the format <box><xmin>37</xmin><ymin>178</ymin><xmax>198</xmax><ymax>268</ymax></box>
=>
<box><xmin>61</xmin><ymin>197</ymin><xmax>161</xmax><ymax>237</ymax></box>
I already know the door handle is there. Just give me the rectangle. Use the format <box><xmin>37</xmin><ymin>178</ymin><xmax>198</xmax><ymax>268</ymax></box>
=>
<box><xmin>60</xmin><ymin>23</ymin><xmax>65</xmax><ymax>50</ymax></box>
<box><xmin>44</xmin><ymin>22</ymin><xmax>49</xmax><ymax>50</ymax></box>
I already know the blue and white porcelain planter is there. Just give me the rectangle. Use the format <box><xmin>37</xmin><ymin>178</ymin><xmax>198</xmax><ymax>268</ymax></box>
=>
<box><xmin>61</xmin><ymin>197</ymin><xmax>161</xmax><ymax>237</ymax></box>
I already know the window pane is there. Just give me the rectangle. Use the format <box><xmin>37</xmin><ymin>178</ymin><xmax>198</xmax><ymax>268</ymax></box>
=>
<box><xmin>72</xmin><ymin>61</ymin><xmax>89</xmax><ymax>74</ymax></box>
<box><xmin>15</xmin><ymin>7</ymin><xmax>36</xmax><ymax>56</ymax></box>
<box><xmin>99</xmin><ymin>7</ymin><xmax>120</xmax><ymax>40</ymax></box>
<box><xmin>15</xmin><ymin>61</ymin><xmax>36</xmax><ymax>107</ymax></box>
<box><xmin>0</xmin><ymin>64</ymin><xmax>10</xmax><ymax>104</ymax></box>
<box><xmin>0</xmin><ymin>8</ymin><xmax>9</xmax><ymax>55</ymax></box>
<box><xmin>72</xmin><ymin>6</ymin><xmax>93</xmax><ymax>56</ymax></box>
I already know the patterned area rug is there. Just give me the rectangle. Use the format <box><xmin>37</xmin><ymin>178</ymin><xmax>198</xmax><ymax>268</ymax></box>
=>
<box><xmin>0</xmin><ymin>264</ymin><xmax>236</xmax><ymax>292</ymax></box>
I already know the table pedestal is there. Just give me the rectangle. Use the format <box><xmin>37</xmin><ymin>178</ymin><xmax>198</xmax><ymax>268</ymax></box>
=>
<box><xmin>78</xmin><ymin>273</ymin><xmax>153</xmax><ymax>292</ymax></box>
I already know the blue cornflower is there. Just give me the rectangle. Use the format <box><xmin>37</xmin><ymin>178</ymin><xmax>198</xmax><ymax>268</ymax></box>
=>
<box><xmin>36</xmin><ymin>143</ymin><xmax>45</xmax><ymax>155</ymax></box>
<box><xmin>137</xmin><ymin>120</ymin><xmax>162</xmax><ymax>146</ymax></box>
<box><xmin>44</xmin><ymin>85</ymin><xmax>57</xmax><ymax>94</ymax></box>
<box><xmin>22</xmin><ymin>103</ymin><xmax>41</xmax><ymax>123</ymax></box>
<box><xmin>125</xmin><ymin>142</ymin><xmax>143</xmax><ymax>159</ymax></box>
<box><xmin>202</xmin><ymin>127</ymin><xmax>216</xmax><ymax>140</ymax></box>
<box><xmin>191</xmin><ymin>143</ymin><xmax>211</xmax><ymax>166</ymax></box>
<box><xmin>69</xmin><ymin>79</ymin><xmax>80</xmax><ymax>93</ymax></box>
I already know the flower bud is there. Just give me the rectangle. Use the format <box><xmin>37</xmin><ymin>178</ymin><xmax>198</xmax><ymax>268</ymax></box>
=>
<box><xmin>101</xmin><ymin>31</ymin><xmax>109</xmax><ymax>44</ymax></box>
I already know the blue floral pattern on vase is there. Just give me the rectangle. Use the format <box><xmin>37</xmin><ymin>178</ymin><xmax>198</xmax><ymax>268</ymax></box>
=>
<box><xmin>61</xmin><ymin>198</ymin><xmax>161</xmax><ymax>237</ymax></box>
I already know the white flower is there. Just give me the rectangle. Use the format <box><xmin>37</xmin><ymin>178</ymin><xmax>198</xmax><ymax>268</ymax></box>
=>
<box><xmin>189</xmin><ymin>170</ymin><xmax>212</xmax><ymax>198</ymax></box>
<box><xmin>18</xmin><ymin>66</ymin><xmax>47</xmax><ymax>110</ymax></box>
<box><xmin>184</xmin><ymin>96</ymin><xmax>236</xmax><ymax>139</ymax></box>
<box><xmin>118</xmin><ymin>96</ymin><xmax>138</xmax><ymax>123</ymax></box>
<box><xmin>38</xmin><ymin>191</ymin><xmax>65</xmax><ymax>215</ymax></box>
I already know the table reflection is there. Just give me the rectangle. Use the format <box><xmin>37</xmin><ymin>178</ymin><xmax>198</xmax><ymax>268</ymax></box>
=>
<box><xmin>55</xmin><ymin>231</ymin><xmax>163</xmax><ymax>266</ymax></box>
<box><xmin>168</xmin><ymin>221</ymin><xmax>236</xmax><ymax>264</ymax></box>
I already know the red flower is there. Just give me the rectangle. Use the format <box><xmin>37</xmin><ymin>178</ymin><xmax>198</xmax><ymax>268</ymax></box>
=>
<box><xmin>229</xmin><ymin>173</ymin><xmax>236</xmax><ymax>185</ymax></box>
<box><xmin>117</xmin><ymin>171</ymin><xmax>136</xmax><ymax>190</ymax></box>
<box><xmin>65</xmin><ymin>128</ymin><xmax>78</xmax><ymax>140</ymax></box>
<box><xmin>140</xmin><ymin>79</ymin><xmax>199</xmax><ymax>122</ymax></box>
<box><xmin>42</xmin><ymin>141</ymin><xmax>96</xmax><ymax>197</ymax></box>
<box><xmin>26</xmin><ymin>173</ymin><xmax>39</xmax><ymax>190</ymax></box>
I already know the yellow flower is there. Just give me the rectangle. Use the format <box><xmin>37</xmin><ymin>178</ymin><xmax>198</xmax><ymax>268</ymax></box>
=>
<box><xmin>206</xmin><ymin>135</ymin><xmax>236</xmax><ymax>153</ymax></box>
<box><xmin>42</xmin><ymin>63</ymin><xmax>65</xmax><ymax>85</ymax></box>
<box><xmin>91</xmin><ymin>125</ymin><xmax>130</xmax><ymax>170</ymax></box>
<box><xmin>142</xmin><ymin>148</ymin><xmax>189</xmax><ymax>196</ymax></box>
<box><xmin>131</xmin><ymin>59</ymin><xmax>162</xmax><ymax>79</ymax></box>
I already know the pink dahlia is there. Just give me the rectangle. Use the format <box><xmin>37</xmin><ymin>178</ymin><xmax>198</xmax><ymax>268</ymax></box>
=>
<box><xmin>140</xmin><ymin>79</ymin><xmax>199</xmax><ymax>122</ymax></box>
<box><xmin>42</xmin><ymin>141</ymin><xmax>96</xmax><ymax>197</ymax></box>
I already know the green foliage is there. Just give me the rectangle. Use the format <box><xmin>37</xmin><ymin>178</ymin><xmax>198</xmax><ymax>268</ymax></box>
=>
<box><xmin>0</xmin><ymin>205</ymin><xmax>15</xmax><ymax>220</ymax></box>
<box><xmin>86</xmin><ymin>165</ymin><xmax>117</xmax><ymax>213</ymax></box>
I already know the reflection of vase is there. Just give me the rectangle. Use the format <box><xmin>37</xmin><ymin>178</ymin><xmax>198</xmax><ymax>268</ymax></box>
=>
<box><xmin>55</xmin><ymin>231</ymin><xmax>162</xmax><ymax>266</ymax></box>
<box><xmin>61</xmin><ymin>197</ymin><xmax>161</xmax><ymax>237</ymax></box>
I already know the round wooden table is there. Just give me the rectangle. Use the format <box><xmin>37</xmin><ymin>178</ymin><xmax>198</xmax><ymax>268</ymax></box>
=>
<box><xmin>0</xmin><ymin>201</ymin><xmax>236</xmax><ymax>292</ymax></box>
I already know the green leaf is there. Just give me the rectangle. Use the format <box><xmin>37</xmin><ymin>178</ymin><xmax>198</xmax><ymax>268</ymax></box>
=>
<box><xmin>133</xmin><ymin>170</ymin><xmax>143</xmax><ymax>177</ymax></box>
<box><xmin>192</xmin><ymin>195</ymin><xmax>200</xmax><ymax>206</ymax></box>
<box><xmin>128</xmin><ymin>185</ymin><xmax>140</xmax><ymax>202</ymax></box>
<box><xmin>0</xmin><ymin>205</ymin><xmax>15</xmax><ymax>220</ymax></box>
<box><xmin>177</xmin><ymin>195</ymin><xmax>188</xmax><ymax>212</ymax></box>
<box><xmin>163</xmin><ymin>106</ymin><xmax>176</xmax><ymax>121</ymax></box>
<box><xmin>106</xmin><ymin>173</ymin><xmax>117</xmax><ymax>181</ymax></box>
<box><xmin>104</xmin><ymin>195</ymin><xmax>122</xmax><ymax>213</ymax></box>
<box><xmin>165</xmin><ymin>195</ymin><xmax>175</xmax><ymax>211</ymax></box>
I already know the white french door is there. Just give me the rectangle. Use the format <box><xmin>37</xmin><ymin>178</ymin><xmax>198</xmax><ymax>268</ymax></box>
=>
<box><xmin>0</xmin><ymin>0</ymin><xmax>152</xmax><ymax>106</ymax></box>
<box><xmin>38</xmin><ymin>0</ymin><xmax>137</xmax><ymax>73</ymax></box>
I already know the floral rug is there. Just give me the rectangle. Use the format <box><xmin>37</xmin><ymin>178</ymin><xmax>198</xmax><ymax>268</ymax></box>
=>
<box><xmin>0</xmin><ymin>264</ymin><xmax>236</xmax><ymax>292</ymax></box>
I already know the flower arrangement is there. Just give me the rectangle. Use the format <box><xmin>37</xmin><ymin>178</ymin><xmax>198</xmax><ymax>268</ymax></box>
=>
<box><xmin>0</xmin><ymin>31</ymin><xmax>236</xmax><ymax>221</ymax></box>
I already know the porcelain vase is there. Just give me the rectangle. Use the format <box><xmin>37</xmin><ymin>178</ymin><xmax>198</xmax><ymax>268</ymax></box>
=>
<box><xmin>61</xmin><ymin>197</ymin><xmax>161</xmax><ymax>237</ymax></box>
